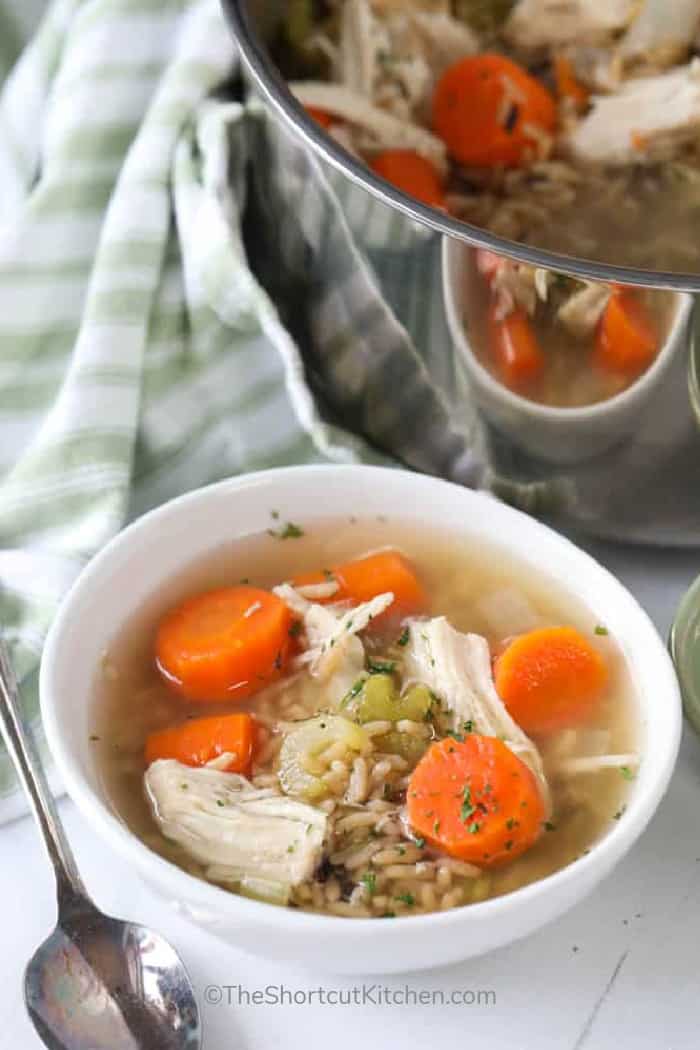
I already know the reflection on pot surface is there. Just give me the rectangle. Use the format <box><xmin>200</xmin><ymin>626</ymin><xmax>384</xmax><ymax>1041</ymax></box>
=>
<box><xmin>463</xmin><ymin>254</ymin><xmax>678</xmax><ymax>408</ymax></box>
<box><xmin>443</xmin><ymin>242</ymin><xmax>692</xmax><ymax>465</ymax></box>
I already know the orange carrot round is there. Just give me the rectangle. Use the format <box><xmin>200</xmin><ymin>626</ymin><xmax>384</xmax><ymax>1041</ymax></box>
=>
<box><xmin>155</xmin><ymin>586</ymin><xmax>292</xmax><ymax>703</ymax></box>
<box><xmin>145</xmin><ymin>713</ymin><xmax>256</xmax><ymax>774</ymax></box>
<box><xmin>293</xmin><ymin>550</ymin><xmax>427</xmax><ymax>621</ymax></box>
<box><xmin>488</xmin><ymin>303</ymin><xmax>545</xmax><ymax>390</ymax></box>
<box><xmin>407</xmin><ymin>735</ymin><xmax>545</xmax><ymax>867</ymax></box>
<box><xmin>595</xmin><ymin>291</ymin><xmax>659</xmax><ymax>376</ymax></box>
<box><xmin>495</xmin><ymin>626</ymin><xmax>608</xmax><ymax>735</ymax></box>
<box><xmin>433</xmin><ymin>54</ymin><xmax>557</xmax><ymax>168</ymax></box>
<box><xmin>306</xmin><ymin>106</ymin><xmax>334</xmax><ymax>130</ymax></box>
<box><xmin>369</xmin><ymin>150</ymin><xmax>446</xmax><ymax>209</ymax></box>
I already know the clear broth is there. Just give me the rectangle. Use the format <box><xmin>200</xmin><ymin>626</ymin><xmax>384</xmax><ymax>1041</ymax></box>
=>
<box><xmin>94</xmin><ymin>517</ymin><xmax>636</xmax><ymax>913</ymax></box>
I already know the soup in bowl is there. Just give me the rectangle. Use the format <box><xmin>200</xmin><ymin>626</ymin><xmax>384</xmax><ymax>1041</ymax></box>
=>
<box><xmin>40</xmin><ymin>467</ymin><xmax>681</xmax><ymax>972</ymax></box>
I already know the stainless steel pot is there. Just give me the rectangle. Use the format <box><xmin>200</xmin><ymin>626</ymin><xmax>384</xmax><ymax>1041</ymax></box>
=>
<box><xmin>222</xmin><ymin>0</ymin><xmax>700</xmax><ymax>545</ymax></box>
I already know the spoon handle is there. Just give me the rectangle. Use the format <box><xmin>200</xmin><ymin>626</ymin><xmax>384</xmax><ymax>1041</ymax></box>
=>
<box><xmin>0</xmin><ymin>638</ymin><xmax>86</xmax><ymax>907</ymax></box>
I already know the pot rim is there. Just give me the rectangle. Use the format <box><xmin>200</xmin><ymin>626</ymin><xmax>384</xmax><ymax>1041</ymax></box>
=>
<box><xmin>222</xmin><ymin>0</ymin><xmax>700</xmax><ymax>294</ymax></box>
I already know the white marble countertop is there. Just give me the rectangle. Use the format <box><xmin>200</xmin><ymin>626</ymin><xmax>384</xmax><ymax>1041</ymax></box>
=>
<box><xmin>2</xmin><ymin>534</ymin><xmax>700</xmax><ymax>1050</ymax></box>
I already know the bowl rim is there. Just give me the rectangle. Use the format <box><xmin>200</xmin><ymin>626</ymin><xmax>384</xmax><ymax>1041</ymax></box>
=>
<box><xmin>41</xmin><ymin>465</ymin><xmax>682</xmax><ymax>936</ymax></box>
<box><xmin>221</xmin><ymin>0</ymin><xmax>700</xmax><ymax>295</ymax></box>
<box><xmin>442</xmin><ymin>238</ymin><xmax>696</xmax><ymax>424</ymax></box>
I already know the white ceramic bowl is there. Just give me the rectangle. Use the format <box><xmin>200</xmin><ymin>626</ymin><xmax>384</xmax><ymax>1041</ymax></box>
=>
<box><xmin>41</xmin><ymin>466</ymin><xmax>681</xmax><ymax>974</ymax></box>
<box><xmin>443</xmin><ymin>240</ymin><xmax>694</xmax><ymax>465</ymax></box>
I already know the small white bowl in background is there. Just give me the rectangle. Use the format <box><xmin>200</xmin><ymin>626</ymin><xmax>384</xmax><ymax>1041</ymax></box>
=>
<box><xmin>443</xmin><ymin>239</ymin><xmax>694</xmax><ymax>466</ymax></box>
<box><xmin>40</xmin><ymin>466</ymin><xmax>681</xmax><ymax>973</ymax></box>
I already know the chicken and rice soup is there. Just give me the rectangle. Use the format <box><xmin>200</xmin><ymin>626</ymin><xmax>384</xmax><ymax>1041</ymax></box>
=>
<box><xmin>96</xmin><ymin>518</ymin><xmax>638</xmax><ymax>918</ymax></box>
<box><xmin>279</xmin><ymin>1</ymin><xmax>689</xmax><ymax>405</ymax></box>
<box><xmin>281</xmin><ymin>0</ymin><xmax>700</xmax><ymax>272</ymax></box>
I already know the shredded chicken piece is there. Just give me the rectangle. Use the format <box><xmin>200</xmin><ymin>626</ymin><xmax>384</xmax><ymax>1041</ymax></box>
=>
<box><xmin>554</xmin><ymin>753</ymin><xmax>639</xmax><ymax>775</ymax></box>
<box><xmin>274</xmin><ymin>583</ymin><xmax>394</xmax><ymax>705</ymax></box>
<box><xmin>333</xmin><ymin>0</ymin><xmax>478</xmax><ymax>121</ymax></box>
<box><xmin>145</xmin><ymin>761</ymin><xmax>328</xmax><ymax>886</ymax></box>
<box><xmin>619</xmin><ymin>0</ymin><xmax>700</xmax><ymax>71</ymax></box>
<box><xmin>408</xmin><ymin>11</ymin><xmax>480</xmax><ymax>72</ymax></box>
<box><xmin>571</xmin><ymin>45</ymin><xmax>624</xmax><ymax>92</ymax></box>
<box><xmin>491</xmin><ymin>260</ymin><xmax>552</xmax><ymax>318</ymax></box>
<box><xmin>290</xmin><ymin>82</ymin><xmax>448</xmax><ymax>172</ymax></box>
<box><xmin>338</xmin><ymin>0</ymin><xmax>378</xmax><ymax>97</ymax></box>
<box><xmin>568</xmin><ymin>60</ymin><xmax>700</xmax><ymax>165</ymax></box>
<box><xmin>556</xmin><ymin>281</ymin><xmax>611</xmax><ymax>339</ymax></box>
<box><xmin>403</xmin><ymin>617</ymin><xmax>550</xmax><ymax>805</ymax></box>
<box><xmin>504</xmin><ymin>0</ymin><xmax>636</xmax><ymax>50</ymax></box>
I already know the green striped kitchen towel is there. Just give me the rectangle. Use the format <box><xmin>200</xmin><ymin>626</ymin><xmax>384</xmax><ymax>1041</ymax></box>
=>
<box><xmin>0</xmin><ymin>0</ymin><xmax>479</xmax><ymax>821</ymax></box>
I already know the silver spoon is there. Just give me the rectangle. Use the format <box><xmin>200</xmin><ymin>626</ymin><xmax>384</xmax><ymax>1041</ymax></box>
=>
<box><xmin>0</xmin><ymin>639</ymin><xmax>202</xmax><ymax>1050</ymax></box>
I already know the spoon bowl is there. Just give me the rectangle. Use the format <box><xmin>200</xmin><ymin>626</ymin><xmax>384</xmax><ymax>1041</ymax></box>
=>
<box><xmin>0</xmin><ymin>640</ymin><xmax>202</xmax><ymax>1050</ymax></box>
<box><xmin>25</xmin><ymin>899</ymin><xmax>201</xmax><ymax>1050</ymax></box>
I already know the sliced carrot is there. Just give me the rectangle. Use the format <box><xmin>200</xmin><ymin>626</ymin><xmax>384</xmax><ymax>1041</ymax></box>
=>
<box><xmin>554</xmin><ymin>56</ymin><xmax>589</xmax><ymax>112</ymax></box>
<box><xmin>145</xmin><ymin>712</ymin><xmax>256</xmax><ymax>774</ymax></box>
<box><xmin>595</xmin><ymin>290</ymin><xmax>659</xmax><ymax>376</ymax></box>
<box><xmin>488</xmin><ymin>302</ymin><xmax>545</xmax><ymax>390</ymax></box>
<box><xmin>306</xmin><ymin>106</ymin><xmax>334</xmax><ymax>130</ymax></box>
<box><xmin>293</xmin><ymin>550</ymin><xmax>427</xmax><ymax>621</ymax></box>
<box><xmin>155</xmin><ymin>586</ymin><xmax>292</xmax><ymax>703</ymax></box>
<box><xmin>407</xmin><ymin>735</ymin><xmax>545</xmax><ymax>867</ymax></box>
<box><xmin>433</xmin><ymin>54</ymin><xmax>557</xmax><ymax>169</ymax></box>
<box><xmin>369</xmin><ymin>150</ymin><xmax>446</xmax><ymax>209</ymax></box>
<box><xmin>495</xmin><ymin>626</ymin><xmax>608</xmax><ymax>735</ymax></box>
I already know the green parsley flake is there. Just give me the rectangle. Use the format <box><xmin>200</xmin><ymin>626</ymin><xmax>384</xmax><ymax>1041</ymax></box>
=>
<box><xmin>395</xmin><ymin>893</ymin><xmax>415</xmax><ymax>907</ymax></box>
<box><xmin>467</xmin><ymin>822</ymin><xmax>481</xmax><ymax>835</ymax></box>
<box><xmin>620</xmin><ymin>766</ymin><xmax>635</xmax><ymax>781</ymax></box>
<box><xmin>268</xmin><ymin>521</ymin><xmax>305</xmax><ymax>540</ymax></box>
<box><xmin>397</xmin><ymin>627</ymin><xmax>410</xmax><ymax>647</ymax></box>
<box><xmin>368</xmin><ymin>660</ymin><xmax>396</xmax><ymax>675</ymax></box>
<box><xmin>460</xmin><ymin>785</ymin><xmax>476</xmax><ymax>823</ymax></box>
<box><xmin>594</xmin><ymin>625</ymin><xmax>609</xmax><ymax>636</ymax></box>
<box><xmin>361</xmin><ymin>871</ymin><xmax>377</xmax><ymax>894</ymax></box>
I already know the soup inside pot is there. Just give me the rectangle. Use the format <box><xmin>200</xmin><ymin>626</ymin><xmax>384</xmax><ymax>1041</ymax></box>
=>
<box><xmin>95</xmin><ymin>517</ymin><xmax>637</xmax><ymax>918</ymax></box>
<box><xmin>277</xmin><ymin>0</ymin><xmax>700</xmax><ymax>273</ymax></box>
